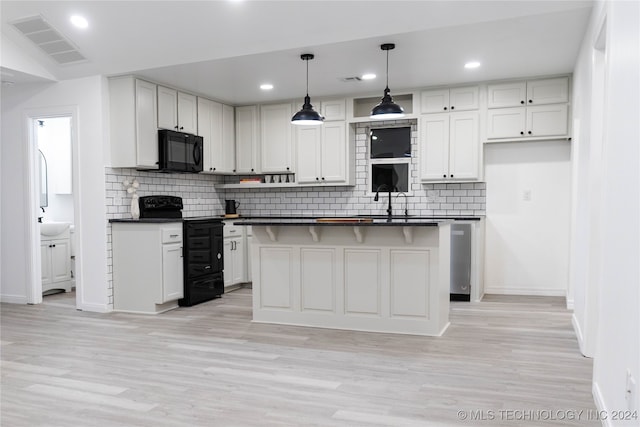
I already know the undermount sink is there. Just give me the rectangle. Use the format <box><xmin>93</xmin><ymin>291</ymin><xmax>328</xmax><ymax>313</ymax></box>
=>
<box><xmin>40</xmin><ymin>222</ymin><xmax>71</xmax><ymax>236</ymax></box>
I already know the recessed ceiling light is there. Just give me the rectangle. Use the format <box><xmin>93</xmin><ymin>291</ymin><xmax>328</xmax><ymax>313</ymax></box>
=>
<box><xmin>260</xmin><ymin>83</ymin><xmax>274</xmax><ymax>90</ymax></box>
<box><xmin>70</xmin><ymin>15</ymin><xmax>88</xmax><ymax>29</ymax></box>
<box><xmin>464</xmin><ymin>61</ymin><xmax>481</xmax><ymax>69</ymax></box>
<box><xmin>361</xmin><ymin>73</ymin><xmax>376</xmax><ymax>80</ymax></box>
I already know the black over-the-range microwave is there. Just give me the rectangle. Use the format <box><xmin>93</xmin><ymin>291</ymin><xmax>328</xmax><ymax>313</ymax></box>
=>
<box><xmin>158</xmin><ymin>129</ymin><xmax>203</xmax><ymax>173</ymax></box>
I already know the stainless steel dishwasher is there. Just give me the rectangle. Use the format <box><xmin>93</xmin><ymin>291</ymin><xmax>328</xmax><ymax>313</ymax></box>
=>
<box><xmin>450</xmin><ymin>223</ymin><xmax>472</xmax><ymax>301</ymax></box>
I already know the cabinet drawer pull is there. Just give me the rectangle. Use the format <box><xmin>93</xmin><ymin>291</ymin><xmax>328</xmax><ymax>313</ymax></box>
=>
<box><xmin>170</xmin><ymin>234</ymin><xmax>179</xmax><ymax>238</ymax></box>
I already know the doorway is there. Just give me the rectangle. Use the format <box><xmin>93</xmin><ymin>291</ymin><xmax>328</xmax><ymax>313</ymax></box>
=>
<box><xmin>27</xmin><ymin>107</ymin><xmax>80</xmax><ymax>309</ymax></box>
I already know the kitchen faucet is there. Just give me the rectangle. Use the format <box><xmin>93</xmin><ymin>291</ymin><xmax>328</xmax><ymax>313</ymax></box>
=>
<box><xmin>374</xmin><ymin>184</ymin><xmax>395</xmax><ymax>216</ymax></box>
<box><xmin>395</xmin><ymin>192</ymin><xmax>409</xmax><ymax>216</ymax></box>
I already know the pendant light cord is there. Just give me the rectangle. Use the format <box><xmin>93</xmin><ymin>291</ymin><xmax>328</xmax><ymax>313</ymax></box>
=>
<box><xmin>306</xmin><ymin>57</ymin><xmax>309</xmax><ymax>97</ymax></box>
<box><xmin>385</xmin><ymin>48</ymin><xmax>389</xmax><ymax>90</ymax></box>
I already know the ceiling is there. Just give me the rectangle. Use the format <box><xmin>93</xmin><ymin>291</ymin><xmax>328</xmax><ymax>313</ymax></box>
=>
<box><xmin>1</xmin><ymin>1</ymin><xmax>594</xmax><ymax>105</ymax></box>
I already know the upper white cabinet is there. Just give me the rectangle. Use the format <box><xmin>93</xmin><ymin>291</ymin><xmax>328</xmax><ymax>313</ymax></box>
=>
<box><xmin>296</xmin><ymin>121</ymin><xmax>347</xmax><ymax>184</ymax></box>
<box><xmin>260</xmin><ymin>103</ymin><xmax>294</xmax><ymax>173</ymax></box>
<box><xmin>198</xmin><ymin>98</ymin><xmax>235</xmax><ymax>174</ymax></box>
<box><xmin>109</xmin><ymin>76</ymin><xmax>159</xmax><ymax>169</ymax></box>
<box><xmin>486</xmin><ymin>77</ymin><xmax>570</xmax><ymax>140</ymax></box>
<box><xmin>487</xmin><ymin>77</ymin><xmax>569</xmax><ymax>108</ymax></box>
<box><xmin>321</xmin><ymin>98</ymin><xmax>346</xmax><ymax>121</ymax></box>
<box><xmin>157</xmin><ymin>86</ymin><xmax>198</xmax><ymax>134</ymax></box>
<box><xmin>420</xmin><ymin>112</ymin><xmax>480</xmax><ymax>181</ymax></box>
<box><xmin>421</xmin><ymin>86</ymin><xmax>479</xmax><ymax>113</ymax></box>
<box><xmin>235</xmin><ymin>105</ymin><xmax>260</xmax><ymax>174</ymax></box>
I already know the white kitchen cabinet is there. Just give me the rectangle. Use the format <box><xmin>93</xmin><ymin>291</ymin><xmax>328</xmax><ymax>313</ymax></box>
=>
<box><xmin>223</xmin><ymin>221</ymin><xmax>246</xmax><ymax>288</ymax></box>
<box><xmin>108</xmin><ymin>76</ymin><xmax>159</xmax><ymax>169</ymax></box>
<box><xmin>260</xmin><ymin>103</ymin><xmax>294</xmax><ymax>173</ymax></box>
<box><xmin>41</xmin><ymin>237</ymin><xmax>72</xmax><ymax>293</ymax></box>
<box><xmin>157</xmin><ymin>86</ymin><xmax>198</xmax><ymax>134</ymax></box>
<box><xmin>487</xmin><ymin>77</ymin><xmax>569</xmax><ymax>108</ymax></box>
<box><xmin>162</xmin><ymin>242</ymin><xmax>184</xmax><ymax>302</ymax></box>
<box><xmin>486</xmin><ymin>104</ymin><xmax>568</xmax><ymax>139</ymax></box>
<box><xmin>421</xmin><ymin>86</ymin><xmax>479</xmax><ymax>113</ymax></box>
<box><xmin>420</xmin><ymin>112</ymin><xmax>479</xmax><ymax>181</ymax></box>
<box><xmin>235</xmin><ymin>105</ymin><xmax>260</xmax><ymax>174</ymax></box>
<box><xmin>296</xmin><ymin>121</ymin><xmax>347</xmax><ymax>184</ymax></box>
<box><xmin>112</xmin><ymin>222</ymin><xmax>184</xmax><ymax>314</ymax></box>
<box><xmin>321</xmin><ymin>98</ymin><xmax>346</xmax><ymax>121</ymax></box>
<box><xmin>198</xmin><ymin>98</ymin><xmax>235</xmax><ymax>174</ymax></box>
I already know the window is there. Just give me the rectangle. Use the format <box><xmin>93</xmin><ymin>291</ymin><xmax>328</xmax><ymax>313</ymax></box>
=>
<box><xmin>369</xmin><ymin>126</ymin><xmax>411</xmax><ymax>193</ymax></box>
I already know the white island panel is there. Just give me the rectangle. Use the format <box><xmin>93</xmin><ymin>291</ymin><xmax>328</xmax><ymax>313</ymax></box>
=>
<box><xmin>344</xmin><ymin>249</ymin><xmax>381</xmax><ymax>316</ymax></box>
<box><xmin>301</xmin><ymin>248</ymin><xmax>336</xmax><ymax>313</ymax></box>
<box><xmin>391</xmin><ymin>250</ymin><xmax>431</xmax><ymax>318</ymax></box>
<box><xmin>249</xmin><ymin>222</ymin><xmax>452</xmax><ymax>336</ymax></box>
<box><xmin>258</xmin><ymin>246</ymin><xmax>293</xmax><ymax>310</ymax></box>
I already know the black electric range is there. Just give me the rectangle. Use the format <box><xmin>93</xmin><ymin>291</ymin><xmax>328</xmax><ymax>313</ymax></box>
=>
<box><xmin>139</xmin><ymin>195</ymin><xmax>224</xmax><ymax>306</ymax></box>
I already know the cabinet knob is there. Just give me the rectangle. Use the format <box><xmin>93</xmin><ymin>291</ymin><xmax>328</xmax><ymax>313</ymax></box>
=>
<box><xmin>316</xmin><ymin>177</ymin><xmax>319</xmax><ymax>181</ymax></box>
<box><xmin>443</xmin><ymin>174</ymin><xmax>447</xmax><ymax>178</ymax></box>
<box><xmin>444</xmin><ymin>107</ymin><xmax>447</xmax><ymax>111</ymax></box>
<box><xmin>451</xmin><ymin>106</ymin><xmax>455</xmax><ymax>110</ymax></box>
<box><xmin>209</xmin><ymin>168</ymin><xmax>213</xmax><ymax>171</ymax></box>
<box><xmin>180</xmin><ymin>126</ymin><xmax>184</xmax><ymax>130</ymax></box>
<box><xmin>213</xmin><ymin>167</ymin><xmax>216</xmax><ymax>171</ymax></box>
<box><xmin>520</xmin><ymin>100</ymin><xmax>525</xmax><ymax>104</ymax></box>
<box><xmin>251</xmin><ymin>168</ymin><xmax>254</xmax><ymax>172</ymax></box>
<box><xmin>233</xmin><ymin>169</ymin><xmax>236</xmax><ymax>173</ymax></box>
<box><xmin>321</xmin><ymin>177</ymin><xmax>325</xmax><ymax>181</ymax></box>
<box><xmin>174</xmin><ymin>125</ymin><xmax>179</xmax><ymax>129</ymax></box>
<box><xmin>450</xmin><ymin>174</ymin><xmax>454</xmax><ymax>178</ymax></box>
<box><xmin>520</xmin><ymin>131</ymin><xmax>524</xmax><ymax>135</ymax></box>
<box><xmin>528</xmin><ymin>100</ymin><xmax>533</xmax><ymax>103</ymax></box>
<box><xmin>528</xmin><ymin>131</ymin><xmax>532</xmax><ymax>135</ymax></box>
<box><xmin>286</xmin><ymin>167</ymin><xmax>290</xmax><ymax>171</ymax></box>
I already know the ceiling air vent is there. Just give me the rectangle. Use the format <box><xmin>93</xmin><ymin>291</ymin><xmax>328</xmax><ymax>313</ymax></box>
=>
<box><xmin>11</xmin><ymin>15</ymin><xmax>87</xmax><ymax>65</ymax></box>
<box><xmin>341</xmin><ymin>76</ymin><xmax>363</xmax><ymax>82</ymax></box>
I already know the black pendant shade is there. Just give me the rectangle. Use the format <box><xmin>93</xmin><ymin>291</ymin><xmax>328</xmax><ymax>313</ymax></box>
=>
<box><xmin>291</xmin><ymin>53</ymin><xmax>324</xmax><ymax>126</ymax></box>
<box><xmin>371</xmin><ymin>43</ymin><xmax>405</xmax><ymax>120</ymax></box>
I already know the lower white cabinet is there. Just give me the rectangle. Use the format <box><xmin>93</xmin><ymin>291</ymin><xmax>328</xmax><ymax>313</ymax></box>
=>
<box><xmin>41</xmin><ymin>237</ymin><xmax>72</xmax><ymax>293</ymax></box>
<box><xmin>112</xmin><ymin>222</ymin><xmax>184</xmax><ymax>314</ymax></box>
<box><xmin>486</xmin><ymin>104</ymin><xmax>568</xmax><ymax>140</ymax></box>
<box><xmin>223</xmin><ymin>221</ymin><xmax>246</xmax><ymax>288</ymax></box>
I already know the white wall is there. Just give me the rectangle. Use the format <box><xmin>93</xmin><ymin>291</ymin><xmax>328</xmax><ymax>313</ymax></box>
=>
<box><xmin>1</xmin><ymin>76</ymin><xmax>110</xmax><ymax>311</ymax></box>
<box><xmin>570</xmin><ymin>0</ymin><xmax>640</xmax><ymax>418</ymax></box>
<box><xmin>483</xmin><ymin>140</ymin><xmax>571</xmax><ymax>296</ymax></box>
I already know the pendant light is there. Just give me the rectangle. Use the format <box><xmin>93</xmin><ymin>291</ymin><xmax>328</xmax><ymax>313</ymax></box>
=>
<box><xmin>291</xmin><ymin>53</ymin><xmax>324</xmax><ymax>126</ymax></box>
<box><xmin>370</xmin><ymin>43</ymin><xmax>405</xmax><ymax>120</ymax></box>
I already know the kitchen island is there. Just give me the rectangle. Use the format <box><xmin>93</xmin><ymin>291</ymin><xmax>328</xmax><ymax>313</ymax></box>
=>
<box><xmin>234</xmin><ymin>217</ymin><xmax>452</xmax><ymax>336</ymax></box>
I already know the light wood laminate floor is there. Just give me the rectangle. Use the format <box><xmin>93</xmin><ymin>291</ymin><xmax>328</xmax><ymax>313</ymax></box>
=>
<box><xmin>1</xmin><ymin>289</ymin><xmax>597</xmax><ymax>426</ymax></box>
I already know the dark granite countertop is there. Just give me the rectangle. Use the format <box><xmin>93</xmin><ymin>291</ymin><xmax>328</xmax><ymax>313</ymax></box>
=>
<box><xmin>110</xmin><ymin>215</ymin><xmax>482</xmax><ymax>225</ymax></box>
<box><xmin>110</xmin><ymin>218</ymin><xmax>183</xmax><ymax>224</ymax></box>
<box><xmin>232</xmin><ymin>217</ymin><xmax>454</xmax><ymax>227</ymax></box>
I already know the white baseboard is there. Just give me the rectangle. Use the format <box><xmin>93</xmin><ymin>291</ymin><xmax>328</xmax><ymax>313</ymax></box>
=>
<box><xmin>566</xmin><ymin>297</ymin><xmax>574</xmax><ymax>310</ymax></box>
<box><xmin>572</xmin><ymin>313</ymin><xmax>589</xmax><ymax>357</ymax></box>
<box><xmin>76</xmin><ymin>302</ymin><xmax>112</xmax><ymax>313</ymax></box>
<box><xmin>593</xmin><ymin>381</ymin><xmax>612</xmax><ymax>427</ymax></box>
<box><xmin>484</xmin><ymin>287</ymin><xmax>566</xmax><ymax>296</ymax></box>
<box><xmin>0</xmin><ymin>294</ymin><xmax>28</xmax><ymax>304</ymax></box>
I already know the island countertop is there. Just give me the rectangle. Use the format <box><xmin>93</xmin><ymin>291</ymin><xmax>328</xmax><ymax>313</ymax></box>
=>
<box><xmin>233</xmin><ymin>217</ymin><xmax>459</xmax><ymax>227</ymax></box>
